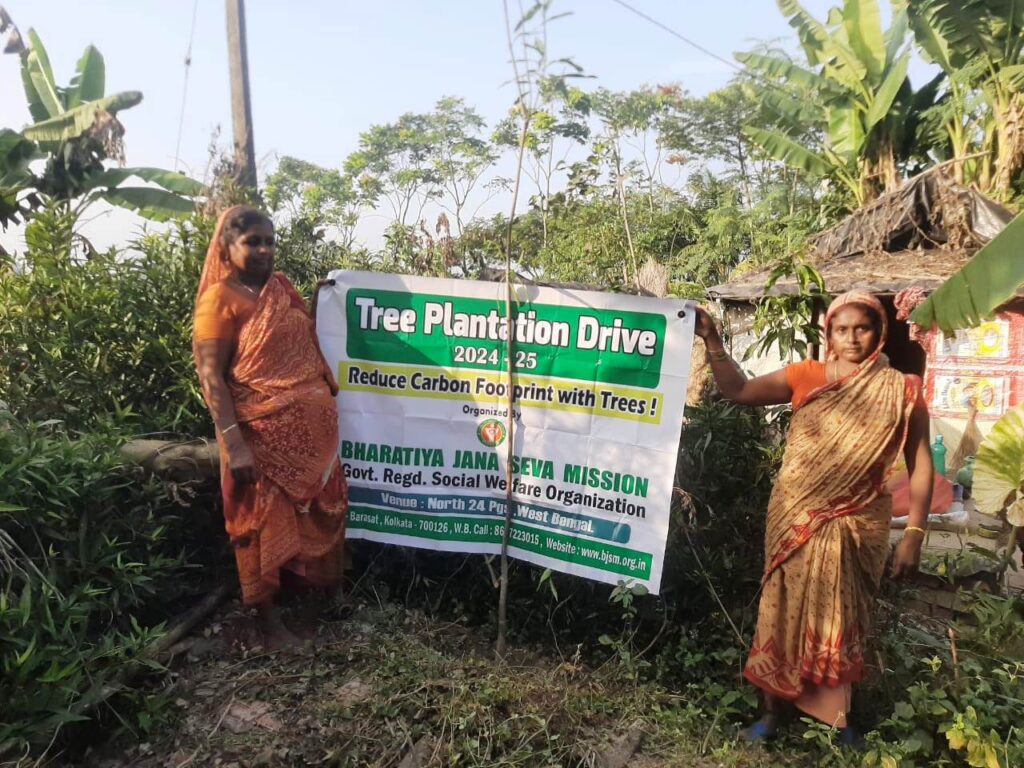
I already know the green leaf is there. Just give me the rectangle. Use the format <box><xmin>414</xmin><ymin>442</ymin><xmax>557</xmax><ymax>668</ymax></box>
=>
<box><xmin>779</xmin><ymin>0</ymin><xmax>867</xmax><ymax>90</ymax></box>
<box><xmin>734</xmin><ymin>51</ymin><xmax>843</xmax><ymax>96</ymax></box>
<box><xmin>973</xmin><ymin>404</ymin><xmax>1024</xmax><ymax>524</ymax></box>
<box><xmin>910</xmin><ymin>211</ymin><xmax>1024</xmax><ymax>333</ymax></box>
<box><xmin>66</xmin><ymin>45</ymin><xmax>105</xmax><ymax>108</ymax></box>
<box><xmin>885</xmin><ymin>0</ymin><xmax>910</xmax><ymax>65</ymax></box>
<box><xmin>23</xmin><ymin>29</ymin><xmax>62</xmax><ymax>119</ymax></box>
<box><xmin>98</xmin><ymin>187</ymin><xmax>195</xmax><ymax>221</ymax></box>
<box><xmin>843</xmin><ymin>0</ymin><xmax>888</xmax><ymax>81</ymax></box>
<box><xmin>906</xmin><ymin>0</ymin><xmax>957</xmax><ymax>71</ymax></box>
<box><xmin>826</xmin><ymin>101</ymin><xmax>866</xmax><ymax>161</ymax></box>
<box><xmin>742</xmin><ymin>125</ymin><xmax>830</xmax><ymax>176</ymax></box>
<box><xmin>0</xmin><ymin>129</ymin><xmax>38</xmax><ymax>188</ymax></box>
<box><xmin>0</xmin><ymin>502</ymin><xmax>28</xmax><ymax>512</ymax></box>
<box><xmin>84</xmin><ymin>167</ymin><xmax>203</xmax><ymax>196</ymax></box>
<box><xmin>778</xmin><ymin>0</ymin><xmax>833</xmax><ymax>65</ymax></box>
<box><xmin>894</xmin><ymin>700</ymin><xmax>915</xmax><ymax>720</ymax></box>
<box><xmin>21</xmin><ymin>91</ymin><xmax>142</xmax><ymax>143</ymax></box>
<box><xmin>865</xmin><ymin>52</ymin><xmax>909</xmax><ymax>131</ymax></box>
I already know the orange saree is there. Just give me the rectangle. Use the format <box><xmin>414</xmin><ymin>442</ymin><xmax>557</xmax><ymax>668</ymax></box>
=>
<box><xmin>743</xmin><ymin>292</ymin><xmax>920</xmax><ymax>726</ymax></box>
<box><xmin>194</xmin><ymin>208</ymin><xmax>347</xmax><ymax>605</ymax></box>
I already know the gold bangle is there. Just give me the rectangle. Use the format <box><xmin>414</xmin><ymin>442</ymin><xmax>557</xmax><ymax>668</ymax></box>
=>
<box><xmin>904</xmin><ymin>525</ymin><xmax>927</xmax><ymax>536</ymax></box>
<box><xmin>708</xmin><ymin>348</ymin><xmax>730</xmax><ymax>362</ymax></box>
<box><xmin>221</xmin><ymin>423</ymin><xmax>239</xmax><ymax>435</ymax></box>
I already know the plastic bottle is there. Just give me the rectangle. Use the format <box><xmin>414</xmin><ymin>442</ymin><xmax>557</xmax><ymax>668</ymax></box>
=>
<box><xmin>955</xmin><ymin>456</ymin><xmax>975</xmax><ymax>490</ymax></box>
<box><xmin>956</xmin><ymin>456</ymin><xmax>975</xmax><ymax>499</ymax></box>
<box><xmin>931</xmin><ymin>434</ymin><xmax>947</xmax><ymax>477</ymax></box>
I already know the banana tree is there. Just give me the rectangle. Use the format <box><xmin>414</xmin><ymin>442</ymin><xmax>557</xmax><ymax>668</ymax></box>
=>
<box><xmin>0</xmin><ymin>16</ymin><xmax>200</xmax><ymax>228</ymax></box>
<box><xmin>738</xmin><ymin>0</ymin><xmax>933</xmax><ymax>206</ymax></box>
<box><xmin>906</xmin><ymin>0</ymin><xmax>1024</xmax><ymax>199</ymax></box>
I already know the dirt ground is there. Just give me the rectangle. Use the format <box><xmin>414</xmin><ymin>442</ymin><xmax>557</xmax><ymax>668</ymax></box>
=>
<box><xmin>74</xmin><ymin>596</ymin><xmax>809</xmax><ymax>768</ymax></box>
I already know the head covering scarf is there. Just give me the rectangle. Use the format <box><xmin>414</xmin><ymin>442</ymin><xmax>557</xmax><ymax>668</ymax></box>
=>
<box><xmin>823</xmin><ymin>289</ymin><xmax>888</xmax><ymax>363</ymax></box>
<box><xmin>196</xmin><ymin>204</ymin><xmax>249</xmax><ymax>304</ymax></box>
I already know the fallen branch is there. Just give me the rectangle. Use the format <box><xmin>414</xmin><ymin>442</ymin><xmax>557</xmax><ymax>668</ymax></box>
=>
<box><xmin>120</xmin><ymin>438</ymin><xmax>219</xmax><ymax>482</ymax></box>
<box><xmin>72</xmin><ymin>584</ymin><xmax>230</xmax><ymax>719</ymax></box>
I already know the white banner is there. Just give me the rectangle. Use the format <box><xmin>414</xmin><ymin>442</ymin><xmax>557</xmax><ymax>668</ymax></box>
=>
<box><xmin>316</xmin><ymin>271</ymin><xmax>694</xmax><ymax>593</ymax></box>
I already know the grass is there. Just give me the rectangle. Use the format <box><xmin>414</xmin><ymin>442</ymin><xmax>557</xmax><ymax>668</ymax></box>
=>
<box><xmin>73</xmin><ymin>598</ymin><xmax>851</xmax><ymax>768</ymax></box>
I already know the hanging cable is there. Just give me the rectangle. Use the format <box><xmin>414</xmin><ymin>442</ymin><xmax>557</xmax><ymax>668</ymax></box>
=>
<box><xmin>609</xmin><ymin>0</ymin><xmax>743</xmax><ymax>74</ymax></box>
<box><xmin>173</xmin><ymin>0</ymin><xmax>201</xmax><ymax>172</ymax></box>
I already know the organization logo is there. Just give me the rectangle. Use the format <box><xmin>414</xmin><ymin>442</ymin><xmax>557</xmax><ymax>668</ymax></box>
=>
<box><xmin>476</xmin><ymin>418</ymin><xmax>507</xmax><ymax>447</ymax></box>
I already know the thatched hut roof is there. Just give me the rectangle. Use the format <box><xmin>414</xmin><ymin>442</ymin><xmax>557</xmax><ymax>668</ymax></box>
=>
<box><xmin>708</xmin><ymin>170</ymin><xmax>1015</xmax><ymax>302</ymax></box>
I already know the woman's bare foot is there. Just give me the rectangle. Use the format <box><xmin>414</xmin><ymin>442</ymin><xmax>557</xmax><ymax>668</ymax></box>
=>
<box><xmin>257</xmin><ymin>601</ymin><xmax>301</xmax><ymax>651</ymax></box>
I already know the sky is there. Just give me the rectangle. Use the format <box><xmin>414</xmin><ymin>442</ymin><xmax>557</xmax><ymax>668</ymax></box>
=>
<box><xmin>0</xmin><ymin>0</ymin><xmax>931</xmax><ymax>252</ymax></box>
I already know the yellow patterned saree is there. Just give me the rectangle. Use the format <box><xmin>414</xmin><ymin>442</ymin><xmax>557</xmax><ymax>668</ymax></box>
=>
<box><xmin>743</xmin><ymin>353</ymin><xmax>920</xmax><ymax>721</ymax></box>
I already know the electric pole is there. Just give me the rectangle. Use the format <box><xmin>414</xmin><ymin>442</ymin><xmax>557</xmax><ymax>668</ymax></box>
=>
<box><xmin>226</xmin><ymin>0</ymin><xmax>257</xmax><ymax>190</ymax></box>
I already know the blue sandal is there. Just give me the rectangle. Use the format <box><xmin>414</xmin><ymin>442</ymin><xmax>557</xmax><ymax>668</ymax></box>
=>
<box><xmin>738</xmin><ymin>718</ymin><xmax>779</xmax><ymax>743</ymax></box>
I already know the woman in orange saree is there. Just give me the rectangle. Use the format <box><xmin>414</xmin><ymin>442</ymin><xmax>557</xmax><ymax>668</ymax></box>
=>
<box><xmin>193</xmin><ymin>206</ymin><xmax>347</xmax><ymax>648</ymax></box>
<box><xmin>695</xmin><ymin>291</ymin><xmax>933</xmax><ymax>745</ymax></box>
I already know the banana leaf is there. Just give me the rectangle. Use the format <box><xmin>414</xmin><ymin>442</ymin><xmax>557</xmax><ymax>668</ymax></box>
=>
<box><xmin>973</xmin><ymin>404</ymin><xmax>1024</xmax><ymax>526</ymax></box>
<box><xmin>97</xmin><ymin>187</ymin><xmax>195</xmax><ymax>222</ymax></box>
<box><xmin>742</xmin><ymin>125</ymin><xmax>830</xmax><ymax>176</ymax></box>
<box><xmin>843</xmin><ymin>0</ymin><xmax>887</xmax><ymax>81</ymax></box>
<box><xmin>66</xmin><ymin>45</ymin><xmax>104</xmax><ymax>109</ymax></box>
<box><xmin>734</xmin><ymin>51</ymin><xmax>842</xmax><ymax>97</ymax></box>
<box><xmin>0</xmin><ymin>129</ymin><xmax>38</xmax><ymax>184</ymax></box>
<box><xmin>84</xmin><ymin>167</ymin><xmax>202</xmax><ymax>196</ymax></box>
<box><xmin>23</xmin><ymin>29</ymin><xmax>61</xmax><ymax>119</ymax></box>
<box><xmin>865</xmin><ymin>52</ymin><xmax>909</xmax><ymax>132</ymax></box>
<box><xmin>910</xmin><ymin>211</ymin><xmax>1024</xmax><ymax>334</ymax></box>
<box><xmin>22</xmin><ymin>91</ymin><xmax>142</xmax><ymax>143</ymax></box>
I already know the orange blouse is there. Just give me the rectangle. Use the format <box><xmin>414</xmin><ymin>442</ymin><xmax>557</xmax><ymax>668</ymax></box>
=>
<box><xmin>193</xmin><ymin>278</ymin><xmax>308</xmax><ymax>342</ymax></box>
<box><xmin>785</xmin><ymin>359</ymin><xmax>926</xmax><ymax>411</ymax></box>
<box><xmin>193</xmin><ymin>281</ymin><xmax>257</xmax><ymax>342</ymax></box>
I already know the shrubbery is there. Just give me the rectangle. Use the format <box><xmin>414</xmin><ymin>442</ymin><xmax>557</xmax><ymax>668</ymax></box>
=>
<box><xmin>0</xmin><ymin>413</ymin><xmax>216</xmax><ymax>756</ymax></box>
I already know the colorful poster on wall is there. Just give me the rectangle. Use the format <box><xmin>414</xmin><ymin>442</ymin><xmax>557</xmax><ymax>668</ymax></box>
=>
<box><xmin>931</xmin><ymin>373</ymin><xmax>1010</xmax><ymax>417</ymax></box>
<box><xmin>935</xmin><ymin>320</ymin><xmax>1011</xmax><ymax>361</ymax></box>
<box><xmin>315</xmin><ymin>272</ymin><xmax>695</xmax><ymax>594</ymax></box>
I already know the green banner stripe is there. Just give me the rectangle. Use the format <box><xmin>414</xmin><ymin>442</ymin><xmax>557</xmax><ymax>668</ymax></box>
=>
<box><xmin>347</xmin><ymin>506</ymin><xmax>651</xmax><ymax>578</ymax></box>
<box><xmin>346</xmin><ymin>288</ymin><xmax>665</xmax><ymax>388</ymax></box>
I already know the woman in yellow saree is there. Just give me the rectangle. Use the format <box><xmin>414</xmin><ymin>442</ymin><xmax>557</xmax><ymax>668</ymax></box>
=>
<box><xmin>695</xmin><ymin>291</ymin><xmax>933</xmax><ymax>744</ymax></box>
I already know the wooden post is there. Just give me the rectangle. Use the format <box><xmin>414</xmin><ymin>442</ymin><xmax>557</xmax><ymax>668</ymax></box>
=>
<box><xmin>225</xmin><ymin>0</ymin><xmax>257</xmax><ymax>189</ymax></box>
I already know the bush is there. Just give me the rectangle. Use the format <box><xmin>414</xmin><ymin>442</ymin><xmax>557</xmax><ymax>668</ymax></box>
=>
<box><xmin>0</xmin><ymin>207</ymin><xmax>210</xmax><ymax>434</ymax></box>
<box><xmin>0</xmin><ymin>206</ymin><xmax>360</xmax><ymax>438</ymax></box>
<box><xmin>0</xmin><ymin>413</ymin><xmax>215</xmax><ymax>756</ymax></box>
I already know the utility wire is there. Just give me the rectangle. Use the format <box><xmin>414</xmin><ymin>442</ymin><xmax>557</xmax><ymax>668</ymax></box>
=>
<box><xmin>173</xmin><ymin>0</ymin><xmax>201</xmax><ymax>172</ymax></box>
<box><xmin>609</xmin><ymin>0</ymin><xmax>744</xmax><ymax>74</ymax></box>
<box><xmin>608</xmin><ymin>0</ymin><xmax>811</xmax><ymax>103</ymax></box>
<box><xmin>608</xmin><ymin>0</ymin><xmax>832</xmax><ymax>154</ymax></box>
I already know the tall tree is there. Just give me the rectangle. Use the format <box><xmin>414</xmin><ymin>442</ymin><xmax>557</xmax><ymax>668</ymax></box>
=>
<box><xmin>343</xmin><ymin>112</ymin><xmax>439</xmax><ymax>228</ymax></box>
<box><xmin>264</xmin><ymin>156</ymin><xmax>360</xmax><ymax>248</ymax></box>
<box><xmin>493</xmin><ymin>77</ymin><xmax>591</xmax><ymax>248</ymax></box>
<box><xmin>425</xmin><ymin>96</ymin><xmax>497</xmax><ymax>235</ymax></box>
